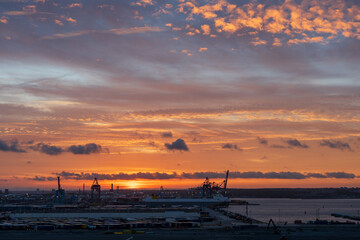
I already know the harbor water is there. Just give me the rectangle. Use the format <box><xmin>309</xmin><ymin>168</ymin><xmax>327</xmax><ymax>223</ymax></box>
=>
<box><xmin>228</xmin><ymin>198</ymin><xmax>360</xmax><ymax>223</ymax></box>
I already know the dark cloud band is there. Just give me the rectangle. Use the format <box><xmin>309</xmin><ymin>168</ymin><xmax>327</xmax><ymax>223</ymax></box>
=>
<box><xmin>31</xmin><ymin>171</ymin><xmax>357</xmax><ymax>181</ymax></box>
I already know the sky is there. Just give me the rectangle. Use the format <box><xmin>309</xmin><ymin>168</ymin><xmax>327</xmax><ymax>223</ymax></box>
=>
<box><xmin>0</xmin><ymin>0</ymin><xmax>360</xmax><ymax>190</ymax></box>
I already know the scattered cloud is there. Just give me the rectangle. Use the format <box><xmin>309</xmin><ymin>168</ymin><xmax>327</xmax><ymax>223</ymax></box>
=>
<box><xmin>68</xmin><ymin>3</ymin><xmax>82</xmax><ymax>8</ymax></box>
<box><xmin>31</xmin><ymin>143</ymin><xmax>63</xmax><ymax>155</ymax></box>
<box><xmin>175</xmin><ymin>0</ymin><xmax>360</xmax><ymax>43</ymax></box>
<box><xmin>288</xmin><ymin>36</ymin><xmax>325</xmax><ymax>45</ymax></box>
<box><xmin>325</xmin><ymin>172</ymin><xmax>355</xmax><ymax>179</ymax></box>
<box><xmin>222</xmin><ymin>143</ymin><xmax>241</xmax><ymax>151</ymax></box>
<box><xmin>273</xmin><ymin>38</ymin><xmax>282</xmax><ymax>46</ymax></box>
<box><xmin>164</xmin><ymin>138</ymin><xmax>189</xmax><ymax>151</ymax></box>
<box><xmin>270</xmin><ymin>144</ymin><xmax>286</xmax><ymax>149</ymax></box>
<box><xmin>257</xmin><ymin>137</ymin><xmax>268</xmax><ymax>145</ymax></box>
<box><xmin>320</xmin><ymin>140</ymin><xmax>352</xmax><ymax>151</ymax></box>
<box><xmin>4</xmin><ymin>5</ymin><xmax>37</xmax><ymax>16</ymax></box>
<box><xmin>131</xmin><ymin>0</ymin><xmax>154</xmax><ymax>7</ymax></box>
<box><xmin>198</xmin><ymin>47</ymin><xmax>208</xmax><ymax>52</ymax></box>
<box><xmin>0</xmin><ymin>16</ymin><xmax>8</xmax><ymax>24</ymax></box>
<box><xmin>286</xmin><ymin>139</ymin><xmax>309</xmax><ymax>148</ymax></box>
<box><xmin>161</xmin><ymin>131</ymin><xmax>173</xmax><ymax>138</ymax></box>
<box><xmin>201</xmin><ymin>24</ymin><xmax>211</xmax><ymax>35</ymax></box>
<box><xmin>27</xmin><ymin>176</ymin><xmax>57</xmax><ymax>181</ymax></box>
<box><xmin>68</xmin><ymin>143</ymin><xmax>103</xmax><ymax>154</ymax></box>
<box><xmin>60</xmin><ymin>16</ymin><xmax>77</xmax><ymax>24</ymax></box>
<box><xmin>0</xmin><ymin>140</ymin><xmax>26</xmax><ymax>153</ymax></box>
<box><xmin>250</xmin><ymin>37</ymin><xmax>267</xmax><ymax>46</ymax></box>
<box><xmin>55</xmin><ymin>19</ymin><xmax>64</xmax><ymax>26</ymax></box>
<box><xmin>29</xmin><ymin>142</ymin><xmax>105</xmax><ymax>155</ymax></box>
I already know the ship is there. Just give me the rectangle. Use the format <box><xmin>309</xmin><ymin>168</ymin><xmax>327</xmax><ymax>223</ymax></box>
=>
<box><xmin>142</xmin><ymin>171</ymin><xmax>230</xmax><ymax>207</ymax></box>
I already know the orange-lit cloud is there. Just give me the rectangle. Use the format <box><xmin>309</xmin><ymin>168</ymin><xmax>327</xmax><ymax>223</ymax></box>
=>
<box><xmin>0</xmin><ymin>16</ymin><xmax>8</xmax><ymax>24</ymax></box>
<box><xmin>131</xmin><ymin>0</ymin><xmax>154</xmax><ymax>7</ymax></box>
<box><xmin>201</xmin><ymin>24</ymin><xmax>211</xmax><ymax>35</ymax></box>
<box><xmin>198</xmin><ymin>47</ymin><xmax>208</xmax><ymax>52</ymax></box>
<box><xmin>68</xmin><ymin>3</ymin><xmax>82</xmax><ymax>8</ymax></box>
<box><xmin>250</xmin><ymin>37</ymin><xmax>267</xmax><ymax>46</ymax></box>
<box><xmin>55</xmin><ymin>19</ymin><xmax>63</xmax><ymax>26</ymax></box>
<box><xmin>4</xmin><ymin>5</ymin><xmax>37</xmax><ymax>15</ymax></box>
<box><xmin>174</xmin><ymin>0</ymin><xmax>360</xmax><ymax>45</ymax></box>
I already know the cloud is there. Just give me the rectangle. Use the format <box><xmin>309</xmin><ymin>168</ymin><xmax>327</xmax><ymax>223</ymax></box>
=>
<box><xmin>27</xmin><ymin>176</ymin><xmax>57</xmax><ymax>181</ymax></box>
<box><xmin>270</xmin><ymin>144</ymin><xmax>286</xmax><ymax>148</ymax></box>
<box><xmin>201</xmin><ymin>24</ymin><xmax>211</xmax><ymax>35</ymax></box>
<box><xmin>55</xmin><ymin>19</ymin><xmax>63</xmax><ymax>26</ymax></box>
<box><xmin>320</xmin><ymin>140</ymin><xmax>352</xmax><ymax>151</ymax></box>
<box><xmin>41</xmin><ymin>171</ymin><xmax>360</xmax><ymax>180</ymax></box>
<box><xmin>222</xmin><ymin>143</ymin><xmax>241</xmax><ymax>151</ymax></box>
<box><xmin>288</xmin><ymin>36</ymin><xmax>325</xmax><ymax>45</ymax></box>
<box><xmin>4</xmin><ymin>5</ymin><xmax>37</xmax><ymax>16</ymax></box>
<box><xmin>164</xmin><ymin>138</ymin><xmax>189</xmax><ymax>151</ymax></box>
<box><xmin>0</xmin><ymin>140</ymin><xmax>26</xmax><ymax>153</ymax></box>
<box><xmin>56</xmin><ymin>171</ymin><xmax>179</xmax><ymax>180</ymax></box>
<box><xmin>250</xmin><ymin>37</ymin><xmax>267</xmax><ymax>46</ymax></box>
<box><xmin>68</xmin><ymin>3</ymin><xmax>82</xmax><ymax>8</ymax></box>
<box><xmin>0</xmin><ymin>16</ymin><xmax>8</xmax><ymax>24</ymax></box>
<box><xmin>306</xmin><ymin>173</ymin><xmax>327</xmax><ymax>178</ymax></box>
<box><xmin>325</xmin><ymin>172</ymin><xmax>355</xmax><ymax>179</ymax></box>
<box><xmin>286</xmin><ymin>139</ymin><xmax>309</xmax><ymax>148</ymax></box>
<box><xmin>198</xmin><ymin>47</ymin><xmax>208</xmax><ymax>52</ymax></box>
<box><xmin>41</xmin><ymin>26</ymin><xmax>164</xmax><ymax>40</ymax></box>
<box><xmin>31</xmin><ymin>143</ymin><xmax>64</xmax><ymax>155</ymax></box>
<box><xmin>59</xmin><ymin>16</ymin><xmax>77</xmax><ymax>24</ymax></box>
<box><xmin>161</xmin><ymin>131</ymin><xmax>173</xmax><ymax>138</ymax></box>
<box><xmin>67</xmin><ymin>143</ymin><xmax>102</xmax><ymax>154</ymax></box>
<box><xmin>176</xmin><ymin>0</ymin><xmax>360</xmax><ymax>43</ymax></box>
<box><xmin>28</xmin><ymin>176</ymin><xmax>46</xmax><ymax>181</ymax></box>
<box><xmin>30</xmin><ymin>142</ymin><xmax>104</xmax><ymax>155</ymax></box>
<box><xmin>257</xmin><ymin>137</ymin><xmax>268</xmax><ymax>145</ymax></box>
<box><xmin>131</xmin><ymin>0</ymin><xmax>154</xmax><ymax>7</ymax></box>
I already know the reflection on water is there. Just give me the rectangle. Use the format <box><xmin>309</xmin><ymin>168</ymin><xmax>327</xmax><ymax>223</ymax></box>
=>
<box><xmin>228</xmin><ymin>198</ymin><xmax>360</xmax><ymax>223</ymax></box>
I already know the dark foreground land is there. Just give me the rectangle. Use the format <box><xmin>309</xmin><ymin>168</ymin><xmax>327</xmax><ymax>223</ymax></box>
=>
<box><xmin>1</xmin><ymin>226</ymin><xmax>360</xmax><ymax>240</ymax></box>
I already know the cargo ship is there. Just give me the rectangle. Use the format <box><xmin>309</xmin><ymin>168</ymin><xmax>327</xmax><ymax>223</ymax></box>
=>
<box><xmin>142</xmin><ymin>171</ymin><xmax>230</xmax><ymax>207</ymax></box>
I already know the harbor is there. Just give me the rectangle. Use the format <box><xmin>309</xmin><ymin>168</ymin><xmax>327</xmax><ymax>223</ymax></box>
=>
<box><xmin>1</xmin><ymin>173</ymin><xmax>360</xmax><ymax>240</ymax></box>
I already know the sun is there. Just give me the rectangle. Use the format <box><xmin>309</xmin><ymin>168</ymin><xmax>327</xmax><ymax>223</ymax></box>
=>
<box><xmin>125</xmin><ymin>181</ymin><xmax>141</xmax><ymax>189</ymax></box>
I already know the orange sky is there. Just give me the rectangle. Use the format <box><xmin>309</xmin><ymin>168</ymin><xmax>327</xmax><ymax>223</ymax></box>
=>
<box><xmin>0</xmin><ymin>0</ymin><xmax>360</xmax><ymax>190</ymax></box>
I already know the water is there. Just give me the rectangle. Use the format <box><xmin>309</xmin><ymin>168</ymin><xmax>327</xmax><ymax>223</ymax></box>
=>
<box><xmin>228</xmin><ymin>198</ymin><xmax>360</xmax><ymax>223</ymax></box>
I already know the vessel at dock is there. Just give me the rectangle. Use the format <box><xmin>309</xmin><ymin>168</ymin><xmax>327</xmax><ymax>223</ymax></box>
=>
<box><xmin>142</xmin><ymin>194</ymin><xmax>230</xmax><ymax>207</ymax></box>
<box><xmin>142</xmin><ymin>171</ymin><xmax>230</xmax><ymax>207</ymax></box>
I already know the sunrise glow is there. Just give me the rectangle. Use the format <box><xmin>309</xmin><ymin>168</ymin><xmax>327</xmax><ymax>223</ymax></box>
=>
<box><xmin>0</xmin><ymin>0</ymin><xmax>359</xmax><ymax>190</ymax></box>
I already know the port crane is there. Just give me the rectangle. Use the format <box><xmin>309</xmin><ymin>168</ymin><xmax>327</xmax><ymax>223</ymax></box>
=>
<box><xmin>54</xmin><ymin>176</ymin><xmax>65</xmax><ymax>204</ymax></box>
<box><xmin>198</xmin><ymin>170</ymin><xmax>229</xmax><ymax>198</ymax></box>
<box><xmin>91</xmin><ymin>178</ymin><xmax>101</xmax><ymax>203</ymax></box>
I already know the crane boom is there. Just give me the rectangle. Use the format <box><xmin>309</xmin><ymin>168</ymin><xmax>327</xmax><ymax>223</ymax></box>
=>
<box><xmin>224</xmin><ymin>170</ymin><xmax>229</xmax><ymax>190</ymax></box>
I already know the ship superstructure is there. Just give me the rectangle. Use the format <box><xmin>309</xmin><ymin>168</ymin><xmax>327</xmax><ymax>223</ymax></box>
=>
<box><xmin>142</xmin><ymin>170</ymin><xmax>230</xmax><ymax>207</ymax></box>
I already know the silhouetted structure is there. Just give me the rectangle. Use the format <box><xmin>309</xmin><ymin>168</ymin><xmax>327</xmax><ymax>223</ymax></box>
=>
<box><xmin>91</xmin><ymin>178</ymin><xmax>101</xmax><ymax>203</ymax></box>
<box><xmin>54</xmin><ymin>177</ymin><xmax>65</xmax><ymax>204</ymax></box>
<box><xmin>199</xmin><ymin>170</ymin><xmax>229</xmax><ymax>198</ymax></box>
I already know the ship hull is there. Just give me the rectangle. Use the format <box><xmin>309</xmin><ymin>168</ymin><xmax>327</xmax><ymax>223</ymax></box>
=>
<box><xmin>142</xmin><ymin>198</ymin><xmax>230</xmax><ymax>208</ymax></box>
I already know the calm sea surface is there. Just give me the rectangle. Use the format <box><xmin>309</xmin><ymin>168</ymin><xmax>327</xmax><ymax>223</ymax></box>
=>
<box><xmin>228</xmin><ymin>198</ymin><xmax>360</xmax><ymax>223</ymax></box>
